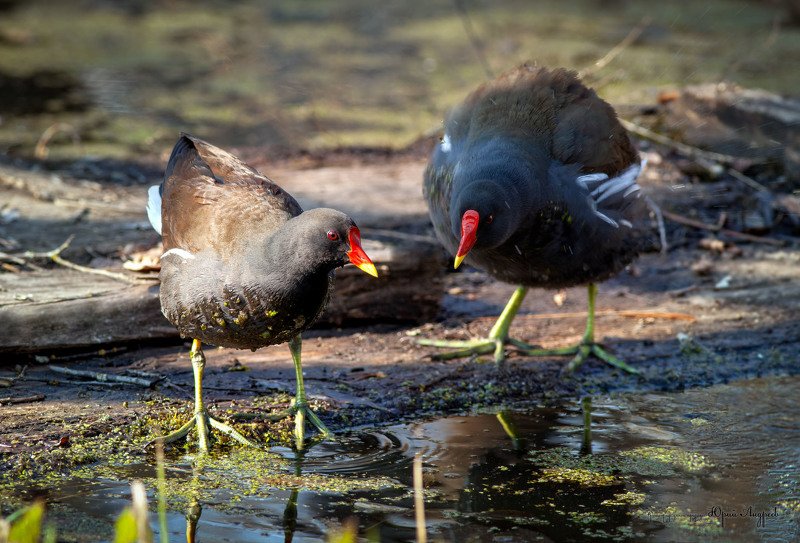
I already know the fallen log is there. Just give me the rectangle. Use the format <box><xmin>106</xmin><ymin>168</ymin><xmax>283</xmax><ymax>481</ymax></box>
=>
<box><xmin>0</xmin><ymin>232</ymin><xmax>446</xmax><ymax>354</ymax></box>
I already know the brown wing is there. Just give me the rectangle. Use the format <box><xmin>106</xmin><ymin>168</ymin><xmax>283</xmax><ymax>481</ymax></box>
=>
<box><xmin>160</xmin><ymin>134</ymin><xmax>303</xmax><ymax>254</ymax></box>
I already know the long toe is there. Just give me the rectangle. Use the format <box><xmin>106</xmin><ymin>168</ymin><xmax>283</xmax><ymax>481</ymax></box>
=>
<box><xmin>207</xmin><ymin>416</ymin><xmax>261</xmax><ymax>448</ymax></box>
<box><xmin>293</xmin><ymin>402</ymin><xmax>333</xmax><ymax>450</ymax></box>
<box><xmin>566</xmin><ymin>344</ymin><xmax>593</xmax><ymax>373</ymax></box>
<box><xmin>149</xmin><ymin>417</ymin><xmax>196</xmax><ymax>449</ymax></box>
<box><xmin>591</xmin><ymin>345</ymin><xmax>640</xmax><ymax>374</ymax></box>
<box><xmin>421</xmin><ymin>336</ymin><xmax>530</xmax><ymax>363</ymax></box>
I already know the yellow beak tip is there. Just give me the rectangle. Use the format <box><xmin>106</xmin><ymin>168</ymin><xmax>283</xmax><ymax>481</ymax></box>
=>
<box><xmin>453</xmin><ymin>255</ymin><xmax>465</xmax><ymax>269</ymax></box>
<box><xmin>357</xmin><ymin>262</ymin><xmax>379</xmax><ymax>278</ymax></box>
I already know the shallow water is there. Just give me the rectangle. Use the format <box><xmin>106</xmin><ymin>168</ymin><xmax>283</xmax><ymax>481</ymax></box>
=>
<box><xmin>13</xmin><ymin>374</ymin><xmax>799</xmax><ymax>542</ymax></box>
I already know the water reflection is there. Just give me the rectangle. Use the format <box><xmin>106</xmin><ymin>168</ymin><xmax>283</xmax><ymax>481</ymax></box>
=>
<box><xmin>11</xmin><ymin>376</ymin><xmax>800</xmax><ymax>542</ymax></box>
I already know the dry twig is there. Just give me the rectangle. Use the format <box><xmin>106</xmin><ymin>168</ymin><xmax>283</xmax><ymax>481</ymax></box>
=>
<box><xmin>49</xmin><ymin>365</ymin><xmax>158</xmax><ymax>387</ymax></box>
<box><xmin>518</xmin><ymin>309</ymin><xmax>696</xmax><ymax>322</ymax></box>
<box><xmin>661</xmin><ymin>210</ymin><xmax>784</xmax><ymax>246</ymax></box>
<box><xmin>619</xmin><ymin>119</ymin><xmax>758</xmax><ymax>167</ymax></box>
<box><xmin>34</xmin><ymin>122</ymin><xmax>80</xmax><ymax>159</ymax></box>
<box><xmin>0</xmin><ymin>394</ymin><xmax>45</xmax><ymax>406</ymax></box>
<box><xmin>645</xmin><ymin>195</ymin><xmax>668</xmax><ymax>254</ymax></box>
<box><xmin>581</xmin><ymin>17</ymin><xmax>652</xmax><ymax>77</ymax></box>
<box><xmin>727</xmin><ymin>168</ymin><xmax>770</xmax><ymax>192</ymax></box>
<box><xmin>18</xmin><ymin>235</ymin><xmax>143</xmax><ymax>284</ymax></box>
<box><xmin>452</xmin><ymin>0</ymin><xmax>494</xmax><ymax>78</ymax></box>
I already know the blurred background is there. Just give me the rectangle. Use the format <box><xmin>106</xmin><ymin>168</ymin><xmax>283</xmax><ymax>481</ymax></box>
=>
<box><xmin>1</xmin><ymin>0</ymin><xmax>798</xmax><ymax>162</ymax></box>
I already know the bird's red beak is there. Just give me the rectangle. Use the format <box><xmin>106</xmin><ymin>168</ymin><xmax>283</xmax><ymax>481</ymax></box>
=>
<box><xmin>347</xmin><ymin>226</ymin><xmax>378</xmax><ymax>277</ymax></box>
<box><xmin>454</xmin><ymin>209</ymin><xmax>479</xmax><ymax>269</ymax></box>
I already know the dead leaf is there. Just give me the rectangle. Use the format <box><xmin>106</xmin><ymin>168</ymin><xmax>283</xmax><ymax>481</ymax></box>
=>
<box><xmin>123</xmin><ymin>255</ymin><xmax>160</xmax><ymax>272</ymax></box>
<box><xmin>691</xmin><ymin>258</ymin><xmax>714</xmax><ymax>276</ymax></box>
<box><xmin>698</xmin><ymin>237</ymin><xmax>726</xmax><ymax>252</ymax></box>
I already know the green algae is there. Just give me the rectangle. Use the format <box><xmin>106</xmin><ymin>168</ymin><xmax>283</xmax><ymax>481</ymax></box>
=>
<box><xmin>633</xmin><ymin>505</ymin><xmax>722</xmax><ymax>536</ymax></box>
<box><xmin>130</xmin><ymin>447</ymin><xmax>401</xmax><ymax>514</ymax></box>
<box><xmin>601</xmin><ymin>491</ymin><xmax>646</xmax><ymax>507</ymax></box>
<box><xmin>0</xmin><ymin>395</ymin><xmax>329</xmax><ymax>508</ymax></box>
<box><xmin>620</xmin><ymin>446</ymin><xmax>710</xmax><ymax>473</ymax></box>
<box><xmin>535</xmin><ymin>467</ymin><xmax>618</xmax><ymax>487</ymax></box>
<box><xmin>527</xmin><ymin>444</ymin><xmax>712</xmax><ymax>480</ymax></box>
<box><xmin>568</xmin><ymin>510</ymin><xmax>606</xmax><ymax>525</ymax></box>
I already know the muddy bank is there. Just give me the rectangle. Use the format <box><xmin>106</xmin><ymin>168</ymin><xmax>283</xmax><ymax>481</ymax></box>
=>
<box><xmin>1</xmin><ymin>240</ymin><xmax>799</xmax><ymax>486</ymax></box>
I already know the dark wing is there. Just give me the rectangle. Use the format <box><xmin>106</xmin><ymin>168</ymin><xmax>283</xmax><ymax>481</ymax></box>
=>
<box><xmin>423</xmin><ymin>131</ymin><xmax>461</xmax><ymax>255</ymax></box>
<box><xmin>160</xmin><ymin>134</ymin><xmax>303</xmax><ymax>254</ymax></box>
<box><xmin>550</xmin><ymin>161</ymin><xmax>647</xmax><ymax>231</ymax></box>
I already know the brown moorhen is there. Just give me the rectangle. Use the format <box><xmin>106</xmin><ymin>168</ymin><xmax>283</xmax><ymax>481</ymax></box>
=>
<box><xmin>147</xmin><ymin>134</ymin><xmax>378</xmax><ymax>450</ymax></box>
<box><xmin>421</xmin><ymin>65</ymin><xmax>651</xmax><ymax>373</ymax></box>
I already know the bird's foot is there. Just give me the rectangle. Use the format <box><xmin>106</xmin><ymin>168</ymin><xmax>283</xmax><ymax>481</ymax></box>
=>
<box><xmin>269</xmin><ymin>400</ymin><xmax>333</xmax><ymax>449</ymax></box>
<box><xmin>290</xmin><ymin>399</ymin><xmax>332</xmax><ymax>450</ymax></box>
<box><xmin>418</xmin><ymin>336</ymin><xmax>529</xmax><ymax>364</ymax></box>
<box><xmin>151</xmin><ymin>408</ymin><xmax>260</xmax><ymax>451</ymax></box>
<box><xmin>524</xmin><ymin>343</ymin><xmax>640</xmax><ymax>374</ymax></box>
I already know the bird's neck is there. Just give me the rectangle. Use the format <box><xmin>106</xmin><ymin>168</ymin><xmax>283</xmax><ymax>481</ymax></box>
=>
<box><xmin>452</xmin><ymin>136</ymin><xmax>549</xmax><ymax>215</ymax></box>
<box><xmin>242</xmin><ymin>221</ymin><xmax>330</xmax><ymax>287</ymax></box>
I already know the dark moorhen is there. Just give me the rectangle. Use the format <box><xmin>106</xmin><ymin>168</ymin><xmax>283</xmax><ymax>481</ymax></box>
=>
<box><xmin>421</xmin><ymin>64</ymin><xmax>651</xmax><ymax>373</ymax></box>
<box><xmin>147</xmin><ymin>134</ymin><xmax>378</xmax><ymax>450</ymax></box>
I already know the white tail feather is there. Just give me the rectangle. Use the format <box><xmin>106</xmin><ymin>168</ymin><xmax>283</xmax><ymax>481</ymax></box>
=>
<box><xmin>146</xmin><ymin>185</ymin><xmax>162</xmax><ymax>235</ymax></box>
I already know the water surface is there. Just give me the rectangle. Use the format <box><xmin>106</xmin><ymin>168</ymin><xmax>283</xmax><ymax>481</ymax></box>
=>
<box><xmin>16</xmin><ymin>375</ymin><xmax>799</xmax><ymax>542</ymax></box>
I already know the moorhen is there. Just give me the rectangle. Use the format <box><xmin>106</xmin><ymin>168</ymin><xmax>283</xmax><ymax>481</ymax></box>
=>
<box><xmin>146</xmin><ymin>134</ymin><xmax>378</xmax><ymax>450</ymax></box>
<box><xmin>421</xmin><ymin>65</ymin><xmax>651</xmax><ymax>373</ymax></box>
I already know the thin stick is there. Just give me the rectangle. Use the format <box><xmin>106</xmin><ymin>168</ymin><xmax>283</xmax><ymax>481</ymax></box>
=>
<box><xmin>581</xmin><ymin>17</ymin><xmax>651</xmax><ymax>76</ymax></box>
<box><xmin>661</xmin><ymin>209</ymin><xmax>784</xmax><ymax>246</ymax></box>
<box><xmin>619</xmin><ymin>119</ymin><xmax>758</xmax><ymax>167</ymax></box>
<box><xmin>34</xmin><ymin>122</ymin><xmax>80</xmax><ymax>159</ymax></box>
<box><xmin>0</xmin><ymin>394</ymin><xmax>45</xmax><ymax>406</ymax></box>
<box><xmin>20</xmin><ymin>235</ymin><xmax>141</xmax><ymax>284</ymax></box>
<box><xmin>645</xmin><ymin>195</ymin><xmax>668</xmax><ymax>254</ymax></box>
<box><xmin>155</xmin><ymin>438</ymin><xmax>169</xmax><ymax>543</ymax></box>
<box><xmin>130</xmin><ymin>481</ymin><xmax>154</xmax><ymax>543</ymax></box>
<box><xmin>453</xmin><ymin>0</ymin><xmax>494</xmax><ymax>79</ymax></box>
<box><xmin>514</xmin><ymin>310</ymin><xmax>696</xmax><ymax>322</ymax></box>
<box><xmin>49</xmin><ymin>365</ymin><xmax>157</xmax><ymax>387</ymax></box>
<box><xmin>413</xmin><ymin>453</ymin><xmax>427</xmax><ymax>543</ymax></box>
<box><xmin>727</xmin><ymin>168</ymin><xmax>770</xmax><ymax>192</ymax></box>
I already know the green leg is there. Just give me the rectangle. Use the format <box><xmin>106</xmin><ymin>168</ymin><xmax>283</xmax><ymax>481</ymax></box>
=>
<box><xmin>289</xmin><ymin>335</ymin><xmax>332</xmax><ymax>450</ymax></box>
<box><xmin>496</xmin><ymin>411</ymin><xmax>522</xmax><ymax>450</ymax></box>
<box><xmin>152</xmin><ymin>339</ymin><xmax>259</xmax><ymax>451</ymax></box>
<box><xmin>525</xmin><ymin>284</ymin><xmax>639</xmax><ymax>374</ymax></box>
<box><xmin>419</xmin><ymin>286</ymin><xmax>530</xmax><ymax>364</ymax></box>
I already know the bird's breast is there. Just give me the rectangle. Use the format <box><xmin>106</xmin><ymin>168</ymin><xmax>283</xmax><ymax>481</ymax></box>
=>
<box><xmin>159</xmin><ymin>255</ymin><xmax>330</xmax><ymax>350</ymax></box>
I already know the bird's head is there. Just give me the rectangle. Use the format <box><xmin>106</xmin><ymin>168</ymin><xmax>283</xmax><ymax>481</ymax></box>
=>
<box><xmin>450</xmin><ymin>180</ymin><xmax>517</xmax><ymax>269</ymax></box>
<box><xmin>292</xmin><ymin>208</ymin><xmax>378</xmax><ymax>277</ymax></box>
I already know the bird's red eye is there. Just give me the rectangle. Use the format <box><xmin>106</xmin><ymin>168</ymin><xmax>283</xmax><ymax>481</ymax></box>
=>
<box><xmin>327</xmin><ymin>230</ymin><xmax>339</xmax><ymax>241</ymax></box>
<box><xmin>485</xmin><ymin>215</ymin><xmax>494</xmax><ymax>225</ymax></box>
